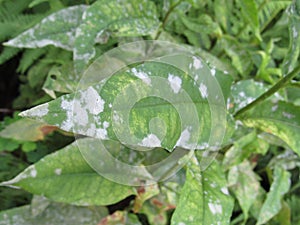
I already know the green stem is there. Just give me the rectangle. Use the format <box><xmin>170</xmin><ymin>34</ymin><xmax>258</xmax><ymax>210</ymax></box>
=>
<box><xmin>154</xmin><ymin>0</ymin><xmax>183</xmax><ymax>40</ymax></box>
<box><xmin>234</xmin><ymin>65</ymin><xmax>300</xmax><ymax>119</ymax></box>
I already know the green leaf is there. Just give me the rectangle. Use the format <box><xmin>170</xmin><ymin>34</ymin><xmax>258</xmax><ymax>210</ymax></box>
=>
<box><xmin>230</xmin><ymin>79</ymin><xmax>282</xmax><ymax>113</ymax></box>
<box><xmin>223</xmin><ymin>131</ymin><xmax>269</xmax><ymax>169</ymax></box>
<box><xmin>171</xmin><ymin>157</ymin><xmax>233</xmax><ymax>225</ymax></box>
<box><xmin>0</xmin><ymin>201</ymin><xmax>107</xmax><ymax>225</ymax></box>
<box><xmin>242</xmin><ymin>101</ymin><xmax>300</xmax><ymax>156</ymax></box>
<box><xmin>282</xmin><ymin>0</ymin><xmax>300</xmax><ymax>73</ymax></box>
<box><xmin>256</xmin><ymin>166</ymin><xmax>291</xmax><ymax>225</ymax></box>
<box><xmin>73</xmin><ymin>0</ymin><xmax>160</xmax><ymax>75</ymax></box>
<box><xmin>228</xmin><ymin>160</ymin><xmax>261</xmax><ymax>222</ymax></box>
<box><xmin>4</xmin><ymin>5</ymin><xmax>87</xmax><ymax>51</ymax></box>
<box><xmin>0</xmin><ymin>118</ymin><xmax>56</xmax><ymax>142</ymax></box>
<box><xmin>259</xmin><ymin>0</ymin><xmax>292</xmax><ymax>32</ymax></box>
<box><xmin>19</xmin><ymin>61</ymin><xmax>227</xmax><ymax>151</ymax></box>
<box><xmin>0</xmin><ymin>139</ymin><xmax>136</xmax><ymax>206</ymax></box>
<box><xmin>240</xmin><ymin>0</ymin><xmax>261</xmax><ymax>40</ymax></box>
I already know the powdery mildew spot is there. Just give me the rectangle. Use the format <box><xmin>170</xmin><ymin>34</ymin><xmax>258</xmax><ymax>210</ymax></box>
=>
<box><xmin>20</xmin><ymin>103</ymin><xmax>49</xmax><ymax>118</ymax></box>
<box><xmin>208</xmin><ymin>203</ymin><xmax>222</xmax><ymax>214</ymax></box>
<box><xmin>55</xmin><ymin>168</ymin><xmax>62</xmax><ymax>175</ymax></box>
<box><xmin>168</xmin><ymin>74</ymin><xmax>182</xmax><ymax>94</ymax></box>
<box><xmin>131</xmin><ymin>68</ymin><xmax>151</xmax><ymax>85</ymax></box>
<box><xmin>192</xmin><ymin>56</ymin><xmax>203</xmax><ymax>69</ymax></box>
<box><xmin>199</xmin><ymin>83</ymin><xmax>208</xmax><ymax>98</ymax></box>
<box><xmin>141</xmin><ymin>134</ymin><xmax>161</xmax><ymax>147</ymax></box>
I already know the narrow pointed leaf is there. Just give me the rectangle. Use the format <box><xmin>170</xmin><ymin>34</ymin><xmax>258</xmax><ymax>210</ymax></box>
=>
<box><xmin>256</xmin><ymin>166</ymin><xmax>291</xmax><ymax>225</ymax></box>
<box><xmin>0</xmin><ymin>139</ymin><xmax>136</xmax><ymax>206</ymax></box>
<box><xmin>4</xmin><ymin>5</ymin><xmax>87</xmax><ymax>51</ymax></box>
<box><xmin>171</xmin><ymin>158</ymin><xmax>233</xmax><ymax>225</ymax></box>
<box><xmin>282</xmin><ymin>1</ymin><xmax>300</xmax><ymax>73</ymax></box>
<box><xmin>228</xmin><ymin>160</ymin><xmax>260</xmax><ymax>222</ymax></box>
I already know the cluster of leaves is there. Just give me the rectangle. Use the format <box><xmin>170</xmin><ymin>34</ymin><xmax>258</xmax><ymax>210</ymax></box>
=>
<box><xmin>0</xmin><ymin>0</ymin><xmax>300</xmax><ymax>224</ymax></box>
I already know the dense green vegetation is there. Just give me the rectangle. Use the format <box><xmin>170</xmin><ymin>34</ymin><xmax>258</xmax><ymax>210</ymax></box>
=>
<box><xmin>0</xmin><ymin>0</ymin><xmax>300</xmax><ymax>224</ymax></box>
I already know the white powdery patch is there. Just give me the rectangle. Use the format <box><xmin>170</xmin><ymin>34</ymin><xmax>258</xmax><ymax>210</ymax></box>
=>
<box><xmin>73</xmin><ymin>100</ymin><xmax>88</xmax><ymax>126</ymax></box>
<box><xmin>30</xmin><ymin>166</ymin><xmax>37</xmax><ymax>178</ymax></box>
<box><xmin>199</xmin><ymin>83</ymin><xmax>208</xmax><ymax>98</ymax></box>
<box><xmin>61</xmin><ymin>98</ymin><xmax>73</xmax><ymax>131</ymax></box>
<box><xmin>131</xmin><ymin>68</ymin><xmax>151</xmax><ymax>85</ymax></box>
<box><xmin>168</xmin><ymin>74</ymin><xmax>182</xmax><ymax>94</ymax></box>
<box><xmin>208</xmin><ymin>203</ymin><xmax>222</xmax><ymax>215</ymax></box>
<box><xmin>210</xmin><ymin>68</ymin><xmax>216</xmax><ymax>76</ymax></box>
<box><xmin>282</xmin><ymin>111</ymin><xmax>295</xmax><ymax>119</ymax></box>
<box><xmin>178</xmin><ymin>223</ymin><xmax>186</xmax><ymax>225</ymax></box>
<box><xmin>176</xmin><ymin>128</ymin><xmax>191</xmax><ymax>148</ymax></box>
<box><xmin>272</xmin><ymin>105</ymin><xmax>278</xmax><ymax>112</ymax></box>
<box><xmin>221</xmin><ymin>187</ymin><xmax>229</xmax><ymax>195</ymax></box>
<box><xmin>20</xmin><ymin>103</ymin><xmax>49</xmax><ymax>118</ymax></box>
<box><xmin>84</xmin><ymin>87</ymin><xmax>105</xmax><ymax>115</ymax></box>
<box><xmin>95</xmin><ymin>121</ymin><xmax>110</xmax><ymax>139</ymax></box>
<box><xmin>293</xmin><ymin>26</ymin><xmax>298</xmax><ymax>38</ymax></box>
<box><xmin>192</xmin><ymin>56</ymin><xmax>203</xmax><ymax>69</ymax></box>
<box><xmin>141</xmin><ymin>134</ymin><xmax>161</xmax><ymax>147</ymax></box>
<box><xmin>55</xmin><ymin>168</ymin><xmax>62</xmax><ymax>175</ymax></box>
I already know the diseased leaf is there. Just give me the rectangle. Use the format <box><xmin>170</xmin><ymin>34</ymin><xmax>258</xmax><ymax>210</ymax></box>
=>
<box><xmin>256</xmin><ymin>166</ymin><xmax>291</xmax><ymax>225</ymax></box>
<box><xmin>0</xmin><ymin>202</ymin><xmax>107</xmax><ymax>225</ymax></box>
<box><xmin>73</xmin><ymin>0</ymin><xmax>160</xmax><ymax>75</ymax></box>
<box><xmin>282</xmin><ymin>0</ymin><xmax>300</xmax><ymax>73</ymax></box>
<box><xmin>0</xmin><ymin>118</ymin><xmax>57</xmax><ymax>142</ymax></box>
<box><xmin>171</xmin><ymin>157</ymin><xmax>233</xmax><ymax>225</ymax></box>
<box><xmin>0</xmin><ymin>139</ymin><xmax>136</xmax><ymax>206</ymax></box>
<box><xmin>228</xmin><ymin>160</ymin><xmax>260</xmax><ymax>222</ymax></box>
<box><xmin>19</xmin><ymin>61</ymin><xmax>227</xmax><ymax>151</ymax></box>
<box><xmin>242</xmin><ymin>101</ymin><xmax>300</xmax><ymax>156</ymax></box>
<box><xmin>4</xmin><ymin>5</ymin><xmax>87</xmax><ymax>51</ymax></box>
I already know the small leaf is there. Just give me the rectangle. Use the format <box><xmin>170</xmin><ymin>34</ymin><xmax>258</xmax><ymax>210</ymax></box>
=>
<box><xmin>282</xmin><ymin>1</ymin><xmax>300</xmax><ymax>74</ymax></box>
<box><xmin>171</xmin><ymin>157</ymin><xmax>233</xmax><ymax>225</ymax></box>
<box><xmin>0</xmin><ymin>118</ymin><xmax>57</xmax><ymax>142</ymax></box>
<box><xmin>0</xmin><ymin>139</ymin><xmax>136</xmax><ymax>206</ymax></box>
<box><xmin>4</xmin><ymin>5</ymin><xmax>87</xmax><ymax>51</ymax></box>
<box><xmin>228</xmin><ymin>160</ymin><xmax>261</xmax><ymax>222</ymax></box>
<box><xmin>242</xmin><ymin>101</ymin><xmax>300</xmax><ymax>156</ymax></box>
<box><xmin>256</xmin><ymin>166</ymin><xmax>291</xmax><ymax>225</ymax></box>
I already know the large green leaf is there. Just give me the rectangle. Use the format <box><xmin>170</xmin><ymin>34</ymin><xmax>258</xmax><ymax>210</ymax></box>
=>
<box><xmin>19</xmin><ymin>61</ymin><xmax>228</xmax><ymax>151</ymax></box>
<box><xmin>73</xmin><ymin>0</ymin><xmax>160</xmax><ymax>75</ymax></box>
<box><xmin>228</xmin><ymin>160</ymin><xmax>261</xmax><ymax>222</ymax></box>
<box><xmin>0</xmin><ymin>139</ymin><xmax>136</xmax><ymax>206</ymax></box>
<box><xmin>256</xmin><ymin>166</ymin><xmax>291</xmax><ymax>225</ymax></box>
<box><xmin>4</xmin><ymin>5</ymin><xmax>87</xmax><ymax>51</ymax></box>
<box><xmin>171</xmin><ymin>157</ymin><xmax>234</xmax><ymax>225</ymax></box>
<box><xmin>242</xmin><ymin>100</ymin><xmax>300</xmax><ymax>156</ymax></box>
<box><xmin>0</xmin><ymin>198</ymin><xmax>108</xmax><ymax>225</ymax></box>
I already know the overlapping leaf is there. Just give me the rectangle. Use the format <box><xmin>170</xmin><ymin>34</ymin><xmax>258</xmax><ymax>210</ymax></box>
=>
<box><xmin>171</xmin><ymin>157</ymin><xmax>233</xmax><ymax>225</ymax></box>
<box><xmin>0</xmin><ymin>139</ymin><xmax>136</xmax><ymax>206</ymax></box>
<box><xmin>256</xmin><ymin>166</ymin><xmax>291</xmax><ymax>225</ymax></box>
<box><xmin>19</xmin><ymin>61</ymin><xmax>229</xmax><ymax>151</ymax></box>
<box><xmin>73</xmin><ymin>0</ymin><xmax>160</xmax><ymax>75</ymax></box>
<box><xmin>4</xmin><ymin>5</ymin><xmax>87</xmax><ymax>51</ymax></box>
<box><xmin>242</xmin><ymin>101</ymin><xmax>300</xmax><ymax>156</ymax></box>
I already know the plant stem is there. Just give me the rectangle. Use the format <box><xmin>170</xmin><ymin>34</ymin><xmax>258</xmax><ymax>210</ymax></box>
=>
<box><xmin>234</xmin><ymin>65</ymin><xmax>300</xmax><ymax>119</ymax></box>
<box><xmin>154</xmin><ymin>0</ymin><xmax>183</xmax><ymax>40</ymax></box>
